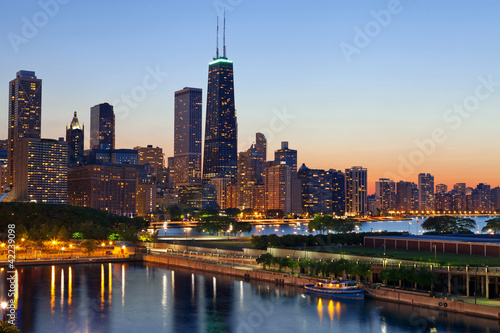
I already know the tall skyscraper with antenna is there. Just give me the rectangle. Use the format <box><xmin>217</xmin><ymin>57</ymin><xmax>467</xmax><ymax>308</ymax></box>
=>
<box><xmin>202</xmin><ymin>12</ymin><xmax>237</xmax><ymax>183</ymax></box>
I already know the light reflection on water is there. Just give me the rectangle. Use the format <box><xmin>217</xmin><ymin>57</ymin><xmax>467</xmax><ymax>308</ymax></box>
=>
<box><xmin>159</xmin><ymin>216</ymin><xmax>493</xmax><ymax>237</ymax></box>
<box><xmin>1</xmin><ymin>263</ymin><xmax>499</xmax><ymax>333</ymax></box>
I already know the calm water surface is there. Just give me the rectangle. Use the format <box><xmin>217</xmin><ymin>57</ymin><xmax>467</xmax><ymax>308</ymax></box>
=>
<box><xmin>159</xmin><ymin>216</ymin><xmax>493</xmax><ymax>237</ymax></box>
<box><xmin>2</xmin><ymin>263</ymin><xmax>500</xmax><ymax>333</ymax></box>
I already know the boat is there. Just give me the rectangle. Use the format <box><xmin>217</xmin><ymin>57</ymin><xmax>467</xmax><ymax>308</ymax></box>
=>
<box><xmin>303</xmin><ymin>279</ymin><xmax>365</xmax><ymax>299</ymax></box>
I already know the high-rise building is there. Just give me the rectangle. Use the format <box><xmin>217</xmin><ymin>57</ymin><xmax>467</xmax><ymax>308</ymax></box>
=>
<box><xmin>264</xmin><ymin>162</ymin><xmax>301</xmax><ymax>215</ymax></box>
<box><xmin>14</xmin><ymin>138</ymin><xmax>67</xmax><ymax>204</ymax></box>
<box><xmin>329</xmin><ymin>169</ymin><xmax>345</xmax><ymax>216</ymax></box>
<box><xmin>174</xmin><ymin>87</ymin><xmax>202</xmax><ymax>186</ymax></box>
<box><xmin>345</xmin><ymin>166</ymin><xmax>367</xmax><ymax>216</ymax></box>
<box><xmin>453</xmin><ymin>183</ymin><xmax>466</xmax><ymax>194</ymax></box>
<box><xmin>202</xmin><ymin>18</ymin><xmax>237</xmax><ymax>183</ymax></box>
<box><xmin>237</xmin><ymin>139</ymin><xmax>265</xmax><ymax>210</ymax></box>
<box><xmin>375</xmin><ymin>178</ymin><xmax>395</xmax><ymax>212</ymax></box>
<box><xmin>491</xmin><ymin>187</ymin><xmax>500</xmax><ymax>211</ymax></box>
<box><xmin>436</xmin><ymin>184</ymin><xmax>448</xmax><ymax>194</ymax></box>
<box><xmin>68</xmin><ymin>164</ymin><xmax>138</xmax><ymax>216</ymax></box>
<box><xmin>136</xmin><ymin>165</ymin><xmax>156</xmax><ymax>216</ymax></box>
<box><xmin>134</xmin><ymin>145</ymin><xmax>164</xmax><ymax>182</ymax></box>
<box><xmin>274</xmin><ymin>141</ymin><xmax>297</xmax><ymax>173</ymax></box>
<box><xmin>90</xmin><ymin>102</ymin><xmax>115</xmax><ymax>150</ymax></box>
<box><xmin>255</xmin><ymin>133</ymin><xmax>267</xmax><ymax>162</ymax></box>
<box><xmin>396</xmin><ymin>181</ymin><xmax>418</xmax><ymax>212</ymax></box>
<box><xmin>418</xmin><ymin>173</ymin><xmax>434</xmax><ymax>211</ymax></box>
<box><xmin>87</xmin><ymin>148</ymin><xmax>138</xmax><ymax>165</ymax></box>
<box><xmin>8</xmin><ymin>70</ymin><xmax>42</xmax><ymax>188</ymax></box>
<box><xmin>297</xmin><ymin>164</ymin><xmax>332</xmax><ymax>215</ymax></box>
<box><xmin>66</xmin><ymin>111</ymin><xmax>85</xmax><ymax>167</ymax></box>
<box><xmin>210</xmin><ymin>177</ymin><xmax>231</xmax><ymax>209</ymax></box>
<box><xmin>472</xmin><ymin>183</ymin><xmax>493</xmax><ymax>212</ymax></box>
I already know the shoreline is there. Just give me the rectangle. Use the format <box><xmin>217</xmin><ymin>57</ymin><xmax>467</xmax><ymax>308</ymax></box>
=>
<box><xmin>6</xmin><ymin>251</ymin><xmax>500</xmax><ymax>321</ymax></box>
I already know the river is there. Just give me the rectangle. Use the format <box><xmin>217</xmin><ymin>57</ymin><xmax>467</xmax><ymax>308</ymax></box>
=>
<box><xmin>2</xmin><ymin>263</ymin><xmax>500</xmax><ymax>332</ymax></box>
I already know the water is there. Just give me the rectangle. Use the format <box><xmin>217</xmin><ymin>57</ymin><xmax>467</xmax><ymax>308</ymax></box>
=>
<box><xmin>3</xmin><ymin>263</ymin><xmax>500</xmax><ymax>333</ymax></box>
<box><xmin>159</xmin><ymin>216</ymin><xmax>494</xmax><ymax>237</ymax></box>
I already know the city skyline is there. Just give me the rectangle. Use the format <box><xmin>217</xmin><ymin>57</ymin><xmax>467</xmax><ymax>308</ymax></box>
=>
<box><xmin>1</xmin><ymin>1</ymin><xmax>499</xmax><ymax>193</ymax></box>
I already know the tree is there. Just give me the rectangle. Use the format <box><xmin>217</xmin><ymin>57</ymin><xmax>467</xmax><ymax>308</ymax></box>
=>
<box><xmin>256</xmin><ymin>253</ymin><xmax>274</xmax><ymax>270</ymax></box>
<box><xmin>482</xmin><ymin>217</ymin><xmax>500</xmax><ymax>234</ymax></box>
<box><xmin>224</xmin><ymin>208</ymin><xmax>241</xmax><ymax>217</ymax></box>
<box><xmin>422</xmin><ymin>216</ymin><xmax>476</xmax><ymax>233</ymax></box>
<box><xmin>80</xmin><ymin>239</ymin><xmax>97</xmax><ymax>255</ymax></box>
<box><xmin>0</xmin><ymin>321</ymin><xmax>22</xmax><ymax>333</ymax></box>
<box><xmin>57</xmin><ymin>226</ymin><xmax>70</xmax><ymax>242</ymax></box>
<box><xmin>308</xmin><ymin>216</ymin><xmax>360</xmax><ymax>234</ymax></box>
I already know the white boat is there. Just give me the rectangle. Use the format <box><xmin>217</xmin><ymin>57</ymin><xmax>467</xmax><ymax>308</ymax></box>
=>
<box><xmin>303</xmin><ymin>279</ymin><xmax>364</xmax><ymax>299</ymax></box>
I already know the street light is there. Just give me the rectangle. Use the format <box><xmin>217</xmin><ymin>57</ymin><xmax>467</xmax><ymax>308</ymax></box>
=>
<box><xmin>433</xmin><ymin>245</ymin><xmax>437</xmax><ymax>263</ymax></box>
<box><xmin>1</xmin><ymin>301</ymin><xmax>7</xmax><ymax>321</ymax></box>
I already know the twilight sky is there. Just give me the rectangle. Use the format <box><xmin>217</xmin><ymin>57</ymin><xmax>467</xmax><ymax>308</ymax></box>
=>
<box><xmin>1</xmin><ymin>0</ymin><xmax>499</xmax><ymax>193</ymax></box>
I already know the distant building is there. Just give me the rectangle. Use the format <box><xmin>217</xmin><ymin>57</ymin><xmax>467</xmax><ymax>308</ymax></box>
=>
<box><xmin>134</xmin><ymin>145</ymin><xmax>164</xmax><ymax>182</ymax></box>
<box><xmin>453</xmin><ymin>183</ymin><xmax>466</xmax><ymax>194</ymax></box>
<box><xmin>345</xmin><ymin>166</ymin><xmax>367</xmax><ymax>216</ymax></box>
<box><xmin>472</xmin><ymin>183</ymin><xmax>493</xmax><ymax>212</ymax></box>
<box><xmin>375</xmin><ymin>178</ymin><xmax>395</xmax><ymax>212</ymax></box>
<box><xmin>202</xmin><ymin>53</ymin><xmax>237</xmax><ymax>183</ymax></box>
<box><xmin>396</xmin><ymin>181</ymin><xmax>418</xmax><ymax>212</ymax></box>
<box><xmin>418</xmin><ymin>173</ymin><xmax>434</xmax><ymax>211</ymax></box>
<box><xmin>491</xmin><ymin>187</ymin><xmax>500</xmax><ymax>211</ymax></box>
<box><xmin>264</xmin><ymin>162</ymin><xmax>301</xmax><ymax>215</ymax></box>
<box><xmin>68</xmin><ymin>164</ymin><xmax>138</xmax><ymax>216</ymax></box>
<box><xmin>8</xmin><ymin>70</ymin><xmax>42</xmax><ymax>187</ymax></box>
<box><xmin>329</xmin><ymin>169</ymin><xmax>345</xmax><ymax>216</ymax></box>
<box><xmin>87</xmin><ymin>148</ymin><xmax>139</xmax><ymax>165</ymax></box>
<box><xmin>174</xmin><ymin>87</ymin><xmax>202</xmax><ymax>186</ymax></box>
<box><xmin>237</xmin><ymin>139</ymin><xmax>265</xmax><ymax>210</ymax></box>
<box><xmin>436</xmin><ymin>184</ymin><xmax>448</xmax><ymax>195</ymax></box>
<box><xmin>210</xmin><ymin>177</ymin><xmax>231</xmax><ymax>209</ymax></box>
<box><xmin>297</xmin><ymin>164</ymin><xmax>332</xmax><ymax>215</ymax></box>
<box><xmin>136</xmin><ymin>164</ymin><xmax>156</xmax><ymax>216</ymax></box>
<box><xmin>14</xmin><ymin>138</ymin><xmax>67</xmax><ymax>204</ymax></box>
<box><xmin>66</xmin><ymin>111</ymin><xmax>85</xmax><ymax>167</ymax></box>
<box><xmin>90</xmin><ymin>102</ymin><xmax>115</xmax><ymax>150</ymax></box>
<box><xmin>274</xmin><ymin>141</ymin><xmax>297</xmax><ymax>173</ymax></box>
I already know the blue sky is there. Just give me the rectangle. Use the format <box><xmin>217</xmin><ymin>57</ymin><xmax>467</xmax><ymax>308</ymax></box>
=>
<box><xmin>1</xmin><ymin>0</ymin><xmax>499</xmax><ymax>191</ymax></box>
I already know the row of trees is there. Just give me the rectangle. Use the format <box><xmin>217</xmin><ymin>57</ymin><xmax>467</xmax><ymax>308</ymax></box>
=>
<box><xmin>195</xmin><ymin>215</ymin><xmax>252</xmax><ymax>236</ymax></box>
<box><xmin>251</xmin><ymin>232</ymin><xmax>405</xmax><ymax>250</ymax></box>
<box><xmin>421</xmin><ymin>216</ymin><xmax>500</xmax><ymax>234</ymax></box>
<box><xmin>256</xmin><ymin>253</ymin><xmax>373</xmax><ymax>281</ymax></box>
<box><xmin>307</xmin><ymin>216</ymin><xmax>360</xmax><ymax>234</ymax></box>
<box><xmin>0</xmin><ymin>203</ymin><xmax>148</xmax><ymax>242</ymax></box>
<box><xmin>379</xmin><ymin>266</ymin><xmax>437</xmax><ymax>291</ymax></box>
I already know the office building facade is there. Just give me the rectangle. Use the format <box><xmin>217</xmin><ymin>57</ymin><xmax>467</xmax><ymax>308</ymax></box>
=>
<box><xmin>90</xmin><ymin>102</ymin><xmax>115</xmax><ymax>150</ymax></box>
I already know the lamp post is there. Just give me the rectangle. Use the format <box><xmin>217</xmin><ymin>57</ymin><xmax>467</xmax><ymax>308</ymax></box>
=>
<box><xmin>1</xmin><ymin>301</ymin><xmax>7</xmax><ymax>321</ymax></box>
<box><xmin>433</xmin><ymin>245</ymin><xmax>437</xmax><ymax>263</ymax></box>
<box><xmin>475</xmin><ymin>265</ymin><xmax>478</xmax><ymax>304</ymax></box>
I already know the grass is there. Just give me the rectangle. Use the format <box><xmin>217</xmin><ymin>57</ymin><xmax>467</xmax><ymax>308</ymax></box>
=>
<box><xmin>164</xmin><ymin>238</ymin><xmax>253</xmax><ymax>251</ymax></box>
<box><xmin>313</xmin><ymin>246</ymin><xmax>500</xmax><ymax>266</ymax></box>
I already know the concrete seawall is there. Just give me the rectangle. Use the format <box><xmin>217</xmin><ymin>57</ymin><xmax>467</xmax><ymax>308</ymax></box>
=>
<box><xmin>0</xmin><ymin>255</ymin><xmax>140</xmax><ymax>267</ymax></box>
<box><xmin>143</xmin><ymin>253</ymin><xmax>315</xmax><ymax>287</ymax></box>
<box><xmin>367</xmin><ymin>287</ymin><xmax>500</xmax><ymax>319</ymax></box>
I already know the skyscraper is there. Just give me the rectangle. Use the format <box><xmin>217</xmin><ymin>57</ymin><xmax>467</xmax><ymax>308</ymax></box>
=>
<box><xmin>66</xmin><ymin>111</ymin><xmax>84</xmax><ymax>167</ymax></box>
<box><xmin>237</xmin><ymin>142</ymin><xmax>265</xmax><ymax>209</ymax></box>
<box><xmin>264</xmin><ymin>162</ymin><xmax>301</xmax><ymax>215</ymax></box>
<box><xmin>7</xmin><ymin>70</ymin><xmax>42</xmax><ymax>187</ymax></box>
<box><xmin>134</xmin><ymin>145</ymin><xmax>165</xmax><ymax>183</ymax></box>
<box><xmin>345</xmin><ymin>166</ymin><xmax>367</xmax><ymax>216</ymax></box>
<box><xmin>375</xmin><ymin>178</ymin><xmax>396</xmax><ymax>212</ymax></box>
<box><xmin>329</xmin><ymin>169</ymin><xmax>346</xmax><ymax>216</ymax></box>
<box><xmin>174</xmin><ymin>87</ymin><xmax>202</xmax><ymax>186</ymax></box>
<box><xmin>15</xmin><ymin>138</ymin><xmax>67</xmax><ymax>204</ymax></box>
<box><xmin>90</xmin><ymin>102</ymin><xmax>115</xmax><ymax>150</ymax></box>
<box><xmin>297</xmin><ymin>164</ymin><xmax>332</xmax><ymax>215</ymax></box>
<box><xmin>418</xmin><ymin>173</ymin><xmax>434</xmax><ymax>211</ymax></box>
<box><xmin>396</xmin><ymin>181</ymin><xmax>418</xmax><ymax>212</ymax></box>
<box><xmin>274</xmin><ymin>141</ymin><xmax>297</xmax><ymax>173</ymax></box>
<box><xmin>203</xmin><ymin>16</ymin><xmax>237</xmax><ymax>183</ymax></box>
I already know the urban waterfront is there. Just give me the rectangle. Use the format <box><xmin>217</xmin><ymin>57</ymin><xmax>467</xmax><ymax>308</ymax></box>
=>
<box><xmin>3</xmin><ymin>263</ymin><xmax>500</xmax><ymax>333</ymax></box>
<box><xmin>159</xmin><ymin>216</ymin><xmax>494</xmax><ymax>237</ymax></box>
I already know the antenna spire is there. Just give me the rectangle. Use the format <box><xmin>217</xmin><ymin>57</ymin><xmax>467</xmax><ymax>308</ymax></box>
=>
<box><xmin>223</xmin><ymin>8</ymin><xmax>226</xmax><ymax>57</ymax></box>
<box><xmin>216</xmin><ymin>15</ymin><xmax>219</xmax><ymax>58</ymax></box>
